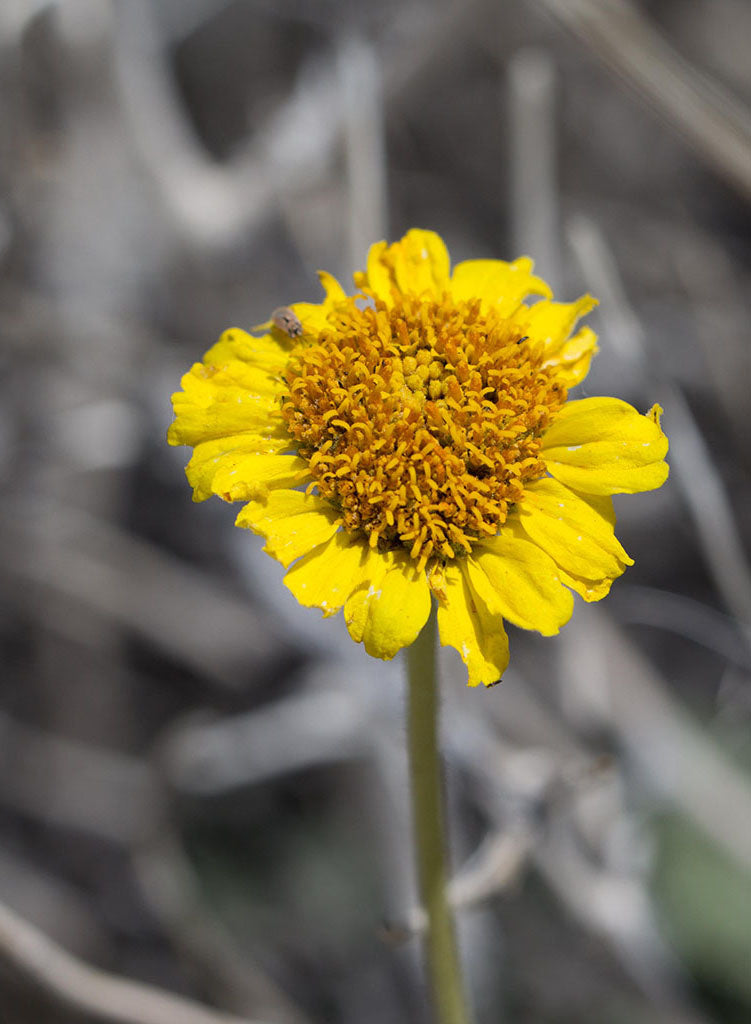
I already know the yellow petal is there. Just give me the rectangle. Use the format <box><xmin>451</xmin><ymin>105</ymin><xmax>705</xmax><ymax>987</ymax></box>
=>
<box><xmin>542</xmin><ymin>397</ymin><xmax>669</xmax><ymax>494</ymax></box>
<box><xmin>344</xmin><ymin>549</ymin><xmax>431</xmax><ymax>660</ymax></box>
<box><xmin>509</xmin><ymin>487</ymin><xmax>622</xmax><ymax>603</ymax></box>
<box><xmin>235</xmin><ymin>490</ymin><xmax>340</xmax><ymax>567</ymax></box>
<box><xmin>515</xmin><ymin>478</ymin><xmax>633</xmax><ymax>582</ymax></box>
<box><xmin>212</xmin><ymin>454</ymin><xmax>310</xmax><ymax>502</ymax></box>
<box><xmin>450</xmin><ymin>256</ymin><xmax>552</xmax><ymax>317</ymax></box>
<box><xmin>185</xmin><ymin>432</ymin><xmax>290</xmax><ymax>501</ymax></box>
<box><xmin>203</xmin><ymin>328</ymin><xmax>290</xmax><ymax>374</ymax></box>
<box><xmin>436</xmin><ymin>562</ymin><xmax>509</xmax><ymax>687</ymax></box>
<box><xmin>516</xmin><ymin>294</ymin><xmax>597</xmax><ymax>358</ymax></box>
<box><xmin>470</xmin><ymin>536</ymin><xmax>574</xmax><ymax>635</ymax></box>
<box><xmin>575</xmin><ymin>489</ymin><xmax>616</xmax><ymax>527</ymax></box>
<box><xmin>168</xmin><ymin>361</ymin><xmax>284</xmax><ymax>447</ymax></box>
<box><xmin>284</xmin><ymin>532</ymin><xmax>368</xmax><ymax>617</ymax></box>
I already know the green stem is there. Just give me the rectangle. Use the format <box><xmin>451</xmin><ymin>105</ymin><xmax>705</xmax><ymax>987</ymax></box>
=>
<box><xmin>406</xmin><ymin>608</ymin><xmax>474</xmax><ymax>1024</ymax></box>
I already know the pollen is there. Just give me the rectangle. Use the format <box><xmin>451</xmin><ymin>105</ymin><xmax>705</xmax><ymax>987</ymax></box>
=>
<box><xmin>281</xmin><ymin>293</ymin><xmax>567</xmax><ymax>568</ymax></box>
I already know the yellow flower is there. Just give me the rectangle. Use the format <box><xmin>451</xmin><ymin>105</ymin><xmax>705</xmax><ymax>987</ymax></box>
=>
<box><xmin>168</xmin><ymin>229</ymin><xmax>668</xmax><ymax>686</ymax></box>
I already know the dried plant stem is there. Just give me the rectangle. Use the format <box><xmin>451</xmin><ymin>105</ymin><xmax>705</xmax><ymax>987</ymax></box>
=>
<box><xmin>406</xmin><ymin>610</ymin><xmax>473</xmax><ymax>1024</ymax></box>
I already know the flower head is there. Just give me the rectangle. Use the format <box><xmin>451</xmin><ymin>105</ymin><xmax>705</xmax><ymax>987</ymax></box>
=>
<box><xmin>169</xmin><ymin>229</ymin><xmax>668</xmax><ymax>685</ymax></box>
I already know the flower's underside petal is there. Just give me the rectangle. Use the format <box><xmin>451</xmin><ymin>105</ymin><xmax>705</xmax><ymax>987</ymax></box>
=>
<box><xmin>185</xmin><ymin>432</ymin><xmax>290</xmax><ymax>501</ymax></box>
<box><xmin>512</xmin><ymin>294</ymin><xmax>599</xmax><ymax>387</ymax></box>
<box><xmin>168</xmin><ymin>361</ymin><xmax>284</xmax><ymax>447</ymax></box>
<box><xmin>516</xmin><ymin>294</ymin><xmax>597</xmax><ymax>358</ymax></box>
<box><xmin>515</xmin><ymin>478</ymin><xmax>632</xmax><ymax>585</ymax></box>
<box><xmin>554</xmin><ymin>567</ymin><xmax>617</xmax><ymax>603</ymax></box>
<box><xmin>470</xmin><ymin>536</ymin><xmax>574</xmax><ymax>635</ymax></box>
<box><xmin>343</xmin><ymin>548</ymin><xmax>389</xmax><ymax>642</ymax></box>
<box><xmin>544</xmin><ymin>326</ymin><xmax>598</xmax><ymax>387</ymax></box>
<box><xmin>390</xmin><ymin>229</ymin><xmax>451</xmax><ymax>298</ymax></box>
<box><xmin>284</xmin><ymin>270</ymin><xmax>349</xmax><ymax>337</ymax></box>
<box><xmin>450</xmin><ymin>257</ymin><xmax>552</xmax><ymax>317</ymax></box>
<box><xmin>344</xmin><ymin>549</ymin><xmax>431</xmax><ymax>659</ymax></box>
<box><xmin>362</xmin><ymin>240</ymin><xmax>392</xmax><ymax>303</ymax></box>
<box><xmin>437</xmin><ymin>562</ymin><xmax>509</xmax><ymax>687</ymax></box>
<box><xmin>235</xmin><ymin>490</ymin><xmax>340</xmax><ymax>567</ymax></box>
<box><xmin>542</xmin><ymin>397</ymin><xmax>669</xmax><ymax>494</ymax></box>
<box><xmin>203</xmin><ymin>328</ymin><xmax>290</xmax><ymax>374</ymax></box>
<box><xmin>283</xmin><ymin>531</ymin><xmax>370</xmax><ymax>617</ymax></box>
<box><xmin>317</xmin><ymin>269</ymin><xmax>347</xmax><ymax>303</ymax></box>
<box><xmin>358</xmin><ymin>230</ymin><xmax>451</xmax><ymax>304</ymax></box>
<box><xmin>212</xmin><ymin>454</ymin><xmax>310</xmax><ymax>502</ymax></box>
<box><xmin>288</xmin><ymin>302</ymin><xmax>331</xmax><ymax>336</ymax></box>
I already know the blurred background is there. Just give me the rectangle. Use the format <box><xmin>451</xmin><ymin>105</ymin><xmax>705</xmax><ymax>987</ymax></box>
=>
<box><xmin>1</xmin><ymin>0</ymin><xmax>751</xmax><ymax>1021</ymax></box>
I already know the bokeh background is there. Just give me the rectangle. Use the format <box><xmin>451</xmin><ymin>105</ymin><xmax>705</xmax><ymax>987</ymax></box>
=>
<box><xmin>2</xmin><ymin>1</ymin><xmax>751</xmax><ymax>1021</ymax></box>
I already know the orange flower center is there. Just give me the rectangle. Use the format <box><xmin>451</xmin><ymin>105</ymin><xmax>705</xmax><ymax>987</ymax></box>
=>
<box><xmin>281</xmin><ymin>294</ymin><xmax>567</xmax><ymax>567</ymax></box>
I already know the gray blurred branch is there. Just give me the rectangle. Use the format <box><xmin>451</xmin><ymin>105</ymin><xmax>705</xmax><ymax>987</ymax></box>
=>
<box><xmin>0</xmin><ymin>710</ymin><xmax>156</xmax><ymax>843</ymax></box>
<box><xmin>0</xmin><ymin>500</ymin><xmax>294</xmax><ymax>688</ymax></box>
<box><xmin>561</xmin><ymin>608</ymin><xmax>751</xmax><ymax>872</ymax></box>
<box><xmin>164</xmin><ymin>689</ymin><xmax>368</xmax><ymax>796</ymax></box>
<box><xmin>611</xmin><ymin>586</ymin><xmax>751</xmax><ymax>670</ymax></box>
<box><xmin>508</xmin><ymin>48</ymin><xmax>560</xmax><ymax>287</ymax></box>
<box><xmin>537</xmin><ymin>0</ymin><xmax>751</xmax><ymax>198</ymax></box>
<box><xmin>112</xmin><ymin>0</ymin><xmax>488</xmax><ymax>252</ymax></box>
<box><xmin>338</xmin><ymin>33</ymin><xmax>388</xmax><ymax>271</ymax></box>
<box><xmin>0</xmin><ymin>899</ymin><xmax>270</xmax><ymax>1024</ymax></box>
<box><xmin>568</xmin><ymin>214</ymin><xmax>751</xmax><ymax>632</ymax></box>
<box><xmin>133</xmin><ymin>831</ymin><xmax>312</xmax><ymax>1024</ymax></box>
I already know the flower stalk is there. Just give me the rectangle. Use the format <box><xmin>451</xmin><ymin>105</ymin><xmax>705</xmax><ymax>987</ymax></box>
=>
<box><xmin>407</xmin><ymin>608</ymin><xmax>474</xmax><ymax>1024</ymax></box>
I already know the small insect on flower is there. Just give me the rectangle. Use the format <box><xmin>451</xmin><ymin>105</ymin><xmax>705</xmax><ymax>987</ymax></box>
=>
<box><xmin>271</xmin><ymin>306</ymin><xmax>303</xmax><ymax>338</ymax></box>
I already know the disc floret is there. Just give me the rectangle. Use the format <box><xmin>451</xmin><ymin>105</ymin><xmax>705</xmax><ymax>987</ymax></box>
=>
<box><xmin>281</xmin><ymin>293</ymin><xmax>567</xmax><ymax>568</ymax></box>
